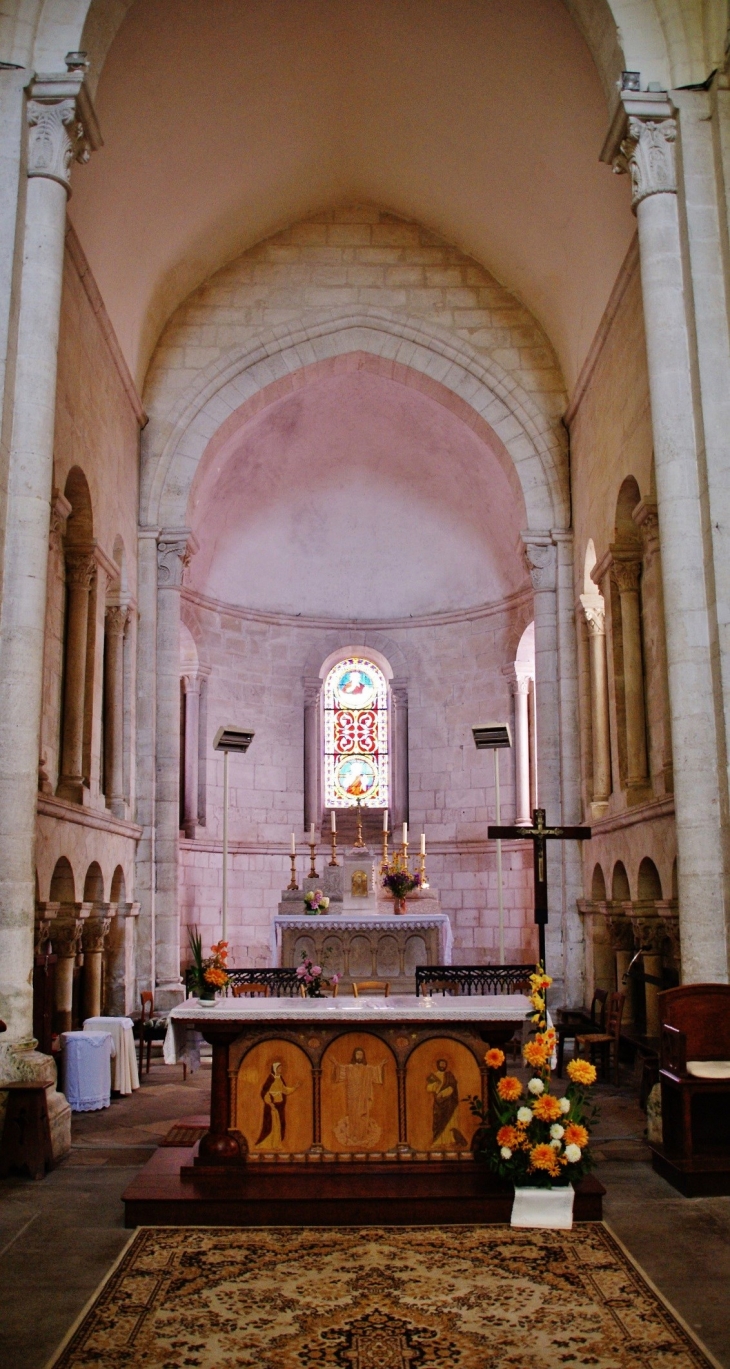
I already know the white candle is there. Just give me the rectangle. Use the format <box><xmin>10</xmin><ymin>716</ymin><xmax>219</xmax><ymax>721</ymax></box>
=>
<box><xmin>310</xmin><ymin>822</ymin><xmax>315</xmax><ymax>842</ymax></box>
<box><xmin>402</xmin><ymin>822</ymin><xmax>408</xmax><ymax>845</ymax></box>
<box><xmin>290</xmin><ymin>833</ymin><xmax>296</xmax><ymax>855</ymax></box>
<box><xmin>420</xmin><ymin>833</ymin><xmax>426</xmax><ymax>855</ymax></box>
<box><xmin>383</xmin><ymin>809</ymin><xmax>389</xmax><ymax>831</ymax></box>
<box><xmin>331</xmin><ymin>810</ymin><xmax>336</xmax><ymax>833</ymax></box>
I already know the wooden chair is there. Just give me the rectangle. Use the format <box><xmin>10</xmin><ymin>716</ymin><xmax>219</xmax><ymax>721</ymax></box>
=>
<box><xmin>556</xmin><ymin>989</ymin><xmax>608</xmax><ymax>1076</ymax></box>
<box><xmin>298</xmin><ymin>981</ymin><xmax>339</xmax><ymax>997</ymax></box>
<box><xmin>352</xmin><ymin>981</ymin><xmax>390</xmax><ymax>997</ymax></box>
<box><xmin>422</xmin><ymin>979</ymin><xmax>460</xmax><ymax>996</ymax></box>
<box><xmin>575</xmin><ymin>991</ymin><xmax>625</xmax><ymax>1085</ymax></box>
<box><xmin>653</xmin><ymin>983</ymin><xmax>730</xmax><ymax>1193</ymax></box>
<box><xmin>137</xmin><ymin>991</ymin><xmax>171</xmax><ymax>1076</ymax></box>
<box><xmin>232</xmin><ymin>983</ymin><xmax>270</xmax><ymax>997</ymax></box>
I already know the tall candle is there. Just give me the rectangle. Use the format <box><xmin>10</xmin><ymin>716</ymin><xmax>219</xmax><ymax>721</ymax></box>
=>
<box><xmin>290</xmin><ymin>833</ymin><xmax>296</xmax><ymax>855</ymax></box>
<box><xmin>402</xmin><ymin>822</ymin><xmax>408</xmax><ymax>845</ymax></box>
<box><xmin>383</xmin><ymin>809</ymin><xmax>389</xmax><ymax>831</ymax></box>
<box><xmin>331</xmin><ymin>810</ymin><xmax>336</xmax><ymax>832</ymax></box>
<box><xmin>420</xmin><ymin>833</ymin><xmax>426</xmax><ymax>855</ymax></box>
<box><xmin>310</xmin><ymin>822</ymin><xmax>315</xmax><ymax>841</ymax></box>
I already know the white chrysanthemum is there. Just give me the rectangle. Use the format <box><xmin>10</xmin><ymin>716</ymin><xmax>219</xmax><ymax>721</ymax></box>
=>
<box><xmin>550</xmin><ymin>1139</ymin><xmax>562</xmax><ymax>1151</ymax></box>
<box><xmin>500</xmin><ymin>1146</ymin><xmax>512</xmax><ymax>1160</ymax></box>
<box><xmin>517</xmin><ymin>1106</ymin><xmax>533</xmax><ymax>1125</ymax></box>
<box><xmin>550</xmin><ymin>1123</ymin><xmax>565</xmax><ymax>1140</ymax></box>
<box><xmin>527</xmin><ymin>1078</ymin><xmax>544</xmax><ymax>1096</ymax></box>
<box><xmin>558</xmin><ymin>1097</ymin><xmax>571</xmax><ymax>1114</ymax></box>
<box><xmin>564</xmin><ymin>1143</ymin><xmax>581</xmax><ymax>1163</ymax></box>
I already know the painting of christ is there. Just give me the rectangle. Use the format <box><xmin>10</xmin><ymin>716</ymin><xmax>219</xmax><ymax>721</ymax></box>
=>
<box><xmin>333</xmin><ymin>1047</ymin><xmax>385</xmax><ymax>1147</ymax></box>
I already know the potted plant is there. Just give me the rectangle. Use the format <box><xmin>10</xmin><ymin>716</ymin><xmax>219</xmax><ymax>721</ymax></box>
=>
<box><xmin>468</xmin><ymin>964</ymin><xmax>598</xmax><ymax>1228</ymax></box>
<box><xmin>296</xmin><ymin>954</ymin><xmax>340</xmax><ymax>998</ymax></box>
<box><xmin>188</xmin><ymin>927</ymin><xmax>230</xmax><ymax>1004</ymax></box>
<box><xmin>381</xmin><ymin>853</ymin><xmax>421</xmax><ymax>914</ymax></box>
<box><xmin>304</xmin><ymin>888</ymin><xmax>330</xmax><ymax>915</ymax></box>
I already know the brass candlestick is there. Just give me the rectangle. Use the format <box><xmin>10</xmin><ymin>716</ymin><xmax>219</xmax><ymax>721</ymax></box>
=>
<box><xmin>287</xmin><ymin>852</ymin><xmax>299</xmax><ymax>891</ymax></box>
<box><xmin>419</xmin><ymin>850</ymin><xmax>428</xmax><ymax>889</ymax></box>
<box><xmin>381</xmin><ymin>824</ymin><xmax>389</xmax><ymax>868</ymax></box>
<box><xmin>308</xmin><ymin>841</ymin><xmax>318</xmax><ymax>879</ymax></box>
<box><xmin>353</xmin><ymin>798</ymin><xmax>366</xmax><ymax>849</ymax></box>
<box><xmin>402</xmin><ymin>836</ymin><xmax>409</xmax><ymax>870</ymax></box>
<box><xmin>329</xmin><ymin>824</ymin><xmax>339</xmax><ymax>866</ymax></box>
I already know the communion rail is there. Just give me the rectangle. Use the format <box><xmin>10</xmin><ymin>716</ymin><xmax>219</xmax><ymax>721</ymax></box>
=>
<box><xmin>415</xmin><ymin>964</ymin><xmax>533</xmax><ymax>996</ymax></box>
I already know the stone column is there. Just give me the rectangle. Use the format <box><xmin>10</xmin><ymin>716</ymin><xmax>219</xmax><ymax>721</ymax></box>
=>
<box><xmin>81</xmin><ymin>909</ymin><xmax>112</xmax><ymax>1021</ymax></box>
<box><xmin>57</xmin><ymin>550</ymin><xmax>96</xmax><ymax>802</ymax></box>
<box><xmin>634</xmin><ymin>500</ymin><xmax>673</xmax><ymax>794</ymax></box>
<box><xmin>512</xmin><ymin>672</ymin><xmax>532</xmax><ymax>824</ymax></box>
<box><xmin>611</xmin><ymin>556</ymin><xmax>649</xmax><ymax>795</ymax></box>
<box><xmin>104</xmin><ymin>604</ymin><xmax>128</xmax><ymax>817</ymax></box>
<box><xmin>51</xmin><ymin>911</ymin><xmax>89</xmax><ymax>1035</ymax></box>
<box><xmin>607</xmin><ymin>913</ymin><xmax>636</xmax><ymax>1029</ymax></box>
<box><xmin>0</xmin><ymin>73</ymin><xmax>100</xmax><ymax>1038</ymax></box>
<box><xmin>302</xmin><ymin>676</ymin><xmax>321</xmax><ymax>832</ymax></box>
<box><xmin>579</xmin><ymin>593</ymin><xmax>611</xmax><ymax>808</ymax></box>
<box><xmin>610</xmin><ymin>96</ymin><xmax>728</xmax><ymax>980</ymax></box>
<box><xmin>390</xmin><ymin>679</ymin><xmax>409</xmax><ymax>830</ymax></box>
<box><xmin>154</xmin><ymin>530</ymin><xmax>196</xmax><ymax>1003</ymax></box>
<box><xmin>135</xmin><ymin>529</ymin><xmax>159</xmax><ymax>996</ymax></box>
<box><xmin>181</xmin><ymin>673</ymin><xmax>200</xmax><ymax>837</ymax></box>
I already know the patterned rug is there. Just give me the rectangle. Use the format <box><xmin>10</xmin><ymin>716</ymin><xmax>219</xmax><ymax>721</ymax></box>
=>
<box><xmin>50</xmin><ymin>1224</ymin><xmax>718</xmax><ymax>1369</ymax></box>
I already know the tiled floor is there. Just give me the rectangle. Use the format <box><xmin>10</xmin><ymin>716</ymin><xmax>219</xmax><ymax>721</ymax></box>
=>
<box><xmin>1</xmin><ymin>1061</ymin><xmax>728</xmax><ymax>1369</ymax></box>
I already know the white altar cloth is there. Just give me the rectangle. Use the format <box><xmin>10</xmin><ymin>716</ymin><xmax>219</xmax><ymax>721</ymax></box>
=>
<box><xmin>61</xmin><ymin>1031</ymin><xmax>115</xmax><ymax>1111</ymax></box>
<box><xmin>83</xmin><ymin>1016</ymin><xmax>139</xmax><ymax>1095</ymax></box>
<box><xmin>163</xmin><ymin>992</ymin><xmax>530</xmax><ymax>1069</ymax></box>
<box><xmin>271</xmin><ymin>912</ymin><xmax>453</xmax><ymax>964</ymax></box>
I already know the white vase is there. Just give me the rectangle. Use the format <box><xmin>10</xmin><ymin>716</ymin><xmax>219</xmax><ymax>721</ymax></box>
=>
<box><xmin>511</xmin><ymin>1185</ymin><xmax>575</xmax><ymax>1230</ymax></box>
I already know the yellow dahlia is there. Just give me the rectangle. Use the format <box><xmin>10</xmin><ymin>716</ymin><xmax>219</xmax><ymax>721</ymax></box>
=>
<box><xmin>530</xmin><ymin>1143</ymin><xmax>560</xmax><ymax>1173</ymax></box>
<box><xmin>497</xmin><ymin>1076</ymin><xmax>523</xmax><ymax>1101</ymax></box>
<box><xmin>496</xmin><ymin>1125</ymin><xmax>520</xmax><ymax>1149</ymax></box>
<box><xmin>563</xmin><ymin>1123</ymin><xmax>589</xmax><ymax>1149</ymax></box>
<box><xmin>532</xmin><ymin>1093</ymin><xmax>563</xmax><ymax>1122</ymax></box>
<box><xmin>523</xmin><ymin>1040</ymin><xmax>549</xmax><ymax>1068</ymax></box>
<box><xmin>484</xmin><ymin>1048</ymin><xmax>505</xmax><ymax>1069</ymax></box>
<box><xmin>567</xmin><ymin>1058</ymin><xmax>597</xmax><ymax>1086</ymax></box>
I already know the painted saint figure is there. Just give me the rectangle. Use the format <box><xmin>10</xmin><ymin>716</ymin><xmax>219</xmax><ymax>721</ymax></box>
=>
<box><xmin>255</xmin><ymin>1060</ymin><xmax>299</xmax><ymax>1151</ymax></box>
<box><xmin>426</xmin><ymin>1057</ymin><xmax>467</xmax><ymax>1149</ymax></box>
<box><xmin>333</xmin><ymin>1047</ymin><xmax>385</xmax><ymax>1148</ymax></box>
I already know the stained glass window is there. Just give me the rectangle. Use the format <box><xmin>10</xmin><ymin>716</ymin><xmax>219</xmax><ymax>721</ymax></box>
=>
<box><xmin>323</xmin><ymin>656</ymin><xmax>389</xmax><ymax>808</ymax></box>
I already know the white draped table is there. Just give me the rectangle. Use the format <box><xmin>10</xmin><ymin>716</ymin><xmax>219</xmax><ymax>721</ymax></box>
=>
<box><xmin>83</xmin><ymin>1016</ymin><xmax>140</xmax><ymax>1094</ymax></box>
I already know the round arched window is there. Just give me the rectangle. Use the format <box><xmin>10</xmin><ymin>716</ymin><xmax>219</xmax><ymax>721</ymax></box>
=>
<box><xmin>323</xmin><ymin>656</ymin><xmax>389</xmax><ymax>808</ymax></box>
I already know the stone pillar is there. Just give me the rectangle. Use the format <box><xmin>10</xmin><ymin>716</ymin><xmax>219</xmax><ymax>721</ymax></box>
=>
<box><xmin>512</xmin><ymin>673</ymin><xmax>532</xmax><ymax>824</ymax></box>
<box><xmin>607</xmin><ymin>913</ymin><xmax>636</xmax><ymax>1030</ymax></box>
<box><xmin>57</xmin><ymin>550</ymin><xmax>96</xmax><ymax>802</ymax></box>
<box><xmin>579</xmin><ymin>592</ymin><xmax>611</xmax><ymax>808</ymax></box>
<box><xmin>81</xmin><ymin>909</ymin><xmax>112</xmax><ymax>1022</ymax></box>
<box><xmin>181</xmin><ymin>673</ymin><xmax>200</xmax><ymax>837</ymax></box>
<box><xmin>302</xmin><ymin>676</ymin><xmax>321</xmax><ymax>832</ymax></box>
<box><xmin>52</xmin><ymin>914</ymin><xmax>85</xmax><ymax>1035</ymax></box>
<box><xmin>634</xmin><ymin>500</ymin><xmax>673</xmax><ymax>794</ymax></box>
<box><xmin>154</xmin><ymin>529</ymin><xmax>196</xmax><ymax>1003</ymax></box>
<box><xmin>390</xmin><ymin>678</ymin><xmax>409</xmax><ymax>830</ymax></box>
<box><xmin>135</xmin><ymin>529</ymin><xmax>159</xmax><ymax>996</ymax></box>
<box><xmin>0</xmin><ymin>73</ymin><xmax>100</xmax><ymax>1038</ymax></box>
<box><xmin>104</xmin><ymin>604</ymin><xmax>128</xmax><ymax>817</ymax></box>
<box><xmin>611</xmin><ymin>556</ymin><xmax>648</xmax><ymax>794</ymax></box>
<box><xmin>610</xmin><ymin>96</ymin><xmax>728</xmax><ymax>980</ymax></box>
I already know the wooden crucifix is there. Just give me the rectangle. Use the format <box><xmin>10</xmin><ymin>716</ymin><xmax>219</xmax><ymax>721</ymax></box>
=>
<box><xmin>487</xmin><ymin>808</ymin><xmax>591</xmax><ymax>971</ymax></box>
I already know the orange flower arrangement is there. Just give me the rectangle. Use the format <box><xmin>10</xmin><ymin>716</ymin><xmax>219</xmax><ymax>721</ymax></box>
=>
<box><xmin>496</xmin><ymin>1125</ymin><xmax>521</xmax><ymax>1149</ymax></box>
<box><xmin>497</xmin><ymin>1076</ymin><xmax>523</xmax><ymax>1101</ymax></box>
<box><xmin>563</xmin><ymin>1123</ymin><xmax>589</xmax><ymax>1149</ymax></box>
<box><xmin>203</xmin><ymin>966</ymin><xmax>228</xmax><ymax>988</ymax></box>
<box><xmin>484</xmin><ymin>1048</ymin><xmax>505</xmax><ymax>1069</ymax></box>
<box><xmin>531</xmin><ymin>1093</ymin><xmax>563</xmax><ymax>1122</ymax></box>
<box><xmin>567</xmin><ymin>1058</ymin><xmax>597</xmax><ymax>1086</ymax></box>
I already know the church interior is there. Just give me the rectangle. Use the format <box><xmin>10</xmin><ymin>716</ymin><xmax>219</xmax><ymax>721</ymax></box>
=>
<box><xmin>1</xmin><ymin>3</ymin><xmax>730</xmax><ymax>1367</ymax></box>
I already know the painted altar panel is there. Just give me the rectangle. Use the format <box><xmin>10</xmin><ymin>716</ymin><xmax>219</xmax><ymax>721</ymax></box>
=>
<box><xmin>405</xmin><ymin>1039</ymin><xmax>482</xmax><ymax>1154</ymax></box>
<box><xmin>237</xmin><ymin>1041</ymin><xmax>312</xmax><ymax>1154</ymax></box>
<box><xmin>321</xmin><ymin>1032</ymin><xmax>398</xmax><ymax>1153</ymax></box>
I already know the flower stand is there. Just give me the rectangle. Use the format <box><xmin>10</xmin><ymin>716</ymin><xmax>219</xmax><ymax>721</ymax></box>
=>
<box><xmin>511</xmin><ymin>1186</ymin><xmax>575</xmax><ymax>1229</ymax></box>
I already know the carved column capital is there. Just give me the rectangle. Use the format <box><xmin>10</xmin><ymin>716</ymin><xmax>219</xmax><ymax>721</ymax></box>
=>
<box><xmin>616</xmin><ymin>116</ymin><xmax>677</xmax><ymax>210</ymax></box>
<box><xmin>26</xmin><ymin>75</ymin><xmax>102</xmax><ymax>194</ymax></box>
<box><xmin>52</xmin><ymin>919</ymin><xmax>83</xmax><ymax>958</ymax></box>
<box><xmin>633</xmin><ymin>499</ymin><xmax>660</xmax><ymax>561</ymax></box>
<box><xmin>606</xmin><ymin>915</ymin><xmax>634</xmax><ymax>952</ymax></box>
<box><xmin>303</xmin><ymin>677</ymin><xmax>321</xmax><ymax>709</ymax></box>
<box><xmin>105</xmin><ymin>604</ymin><xmax>129</xmax><ymax>638</ymax></box>
<box><xmin>82</xmin><ymin>915</ymin><xmax>112</xmax><ymax>955</ymax></box>
<box><xmin>522</xmin><ymin>538</ymin><xmax>556</xmax><ymax>591</ymax></box>
<box><xmin>181</xmin><ymin>672</ymin><xmax>201</xmax><ymax>696</ymax></box>
<box><xmin>610</xmin><ymin>558</ymin><xmax>642</xmax><ymax>595</ymax></box>
<box><xmin>157</xmin><ymin>529</ymin><xmax>198</xmax><ymax>587</ymax></box>
<box><xmin>579</xmin><ymin>593</ymin><xmax>606</xmax><ymax>636</ymax></box>
<box><xmin>65</xmin><ymin>549</ymin><xmax>96</xmax><ymax>588</ymax></box>
<box><xmin>49</xmin><ymin>487</ymin><xmax>72</xmax><ymax>550</ymax></box>
<box><xmin>390</xmin><ymin>679</ymin><xmax>409</xmax><ymax>708</ymax></box>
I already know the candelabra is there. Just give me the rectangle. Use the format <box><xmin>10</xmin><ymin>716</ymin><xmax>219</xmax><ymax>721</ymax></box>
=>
<box><xmin>329</xmin><ymin>823</ymin><xmax>339</xmax><ymax>867</ymax></box>
<box><xmin>419</xmin><ymin>849</ymin><xmax>428</xmax><ymax>889</ymax></box>
<box><xmin>287</xmin><ymin>852</ymin><xmax>299</xmax><ymax>891</ymax></box>
<box><xmin>353</xmin><ymin>798</ymin><xmax>366</xmax><ymax>849</ymax></box>
<box><xmin>381</xmin><ymin>823</ymin><xmax>389</xmax><ymax>869</ymax></box>
<box><xmin>308</xmin><ymin>839</ymin><xmax>318</xmax><ymax>879</ymax></box>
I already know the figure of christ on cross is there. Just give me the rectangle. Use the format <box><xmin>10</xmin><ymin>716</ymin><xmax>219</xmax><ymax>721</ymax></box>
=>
<box><xmin>487</xmin><ymin>808</ymin><xmax>591</xmax><ymax>971</ymax></box>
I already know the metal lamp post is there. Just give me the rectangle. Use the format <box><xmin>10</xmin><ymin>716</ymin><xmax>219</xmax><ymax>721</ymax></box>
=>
<box><xmin>472</xmin><ymin>723</ymin><xmax>512</xmax><ymax>965</ymax></box>
<box><xmin>213</xmin><ymin>726</ymin><xmax>255</xmax><ymax>943</ymax></box>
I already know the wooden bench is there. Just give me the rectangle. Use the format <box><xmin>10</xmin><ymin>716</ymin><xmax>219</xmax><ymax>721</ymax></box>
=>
<box><xmin>649</xmin><ymin>983</ymin><xmax>730</xmax><ymax>1196</ymax></box>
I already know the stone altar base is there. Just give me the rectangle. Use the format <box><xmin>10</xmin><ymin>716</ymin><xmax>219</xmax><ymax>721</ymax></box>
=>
<box><xmin>123</xmin><ymin>1142</ymin><xmax>604</xmax><ymax>1228</ymax></box>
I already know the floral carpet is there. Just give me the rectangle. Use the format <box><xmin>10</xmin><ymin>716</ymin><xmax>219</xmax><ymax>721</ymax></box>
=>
<box><xmin>49</xmin><ymin>1224</ymin><xmax>717</xmax><ymax>1369</ymax></box>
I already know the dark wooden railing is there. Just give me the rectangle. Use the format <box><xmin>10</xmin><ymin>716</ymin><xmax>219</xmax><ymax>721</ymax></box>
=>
<box><xmin>185</xmin><ymin>966</ymin><xmax>301</xmax><ymax>997</ymax></box>
<box><xmin>415</xmin><ymin>964</ymin><xmax>533</xmax><ymax>996</ymax></box>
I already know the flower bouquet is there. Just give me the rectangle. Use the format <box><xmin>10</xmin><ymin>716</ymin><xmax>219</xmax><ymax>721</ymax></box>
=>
<box><xmin>304</xmin><ymin>888</ymin><xmax>330</xmax><ymax>915</ymax></box>
<box><xmin>469</xmin><ymin>964</ymin><xmax>598</xmax><ymax>1189</ymax></box>
<box><xmin>188</xmin><ymin>927</ymin><xmax>230</xmax><ymax>1001</ymax></box>
<box><xmin>296</xmin><ymin>954</ymin><xmax>340</xmax><ymax>998</ymax></box>
<box><xmin>381</xmin><ymin>853</ymin><xmax>421</xmax><ymax>913</ymax></box>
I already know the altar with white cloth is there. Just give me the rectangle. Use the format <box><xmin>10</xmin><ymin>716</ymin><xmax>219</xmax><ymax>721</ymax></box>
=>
<box><xmin>272</xmin><ymin>907</ymin><xmax>452</xmax><ymax>990</ymax></box>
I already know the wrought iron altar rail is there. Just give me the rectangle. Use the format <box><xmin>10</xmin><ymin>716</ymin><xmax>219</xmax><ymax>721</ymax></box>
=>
<box><xmin>415</xmin><ymin>964</ymin><xmax>532</xmax><ymax>996</ymax></box>
<box><xmin>185</xmin><ymin>967</ymin><xmax>301</xmax><ymax>997</ymax></box>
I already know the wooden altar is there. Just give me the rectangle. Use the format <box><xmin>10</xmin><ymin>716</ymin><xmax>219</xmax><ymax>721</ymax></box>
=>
<box><xmin>123</xmin><ymin>995</ymin><xmax>604</xmax><ymax>1226</ymax></box>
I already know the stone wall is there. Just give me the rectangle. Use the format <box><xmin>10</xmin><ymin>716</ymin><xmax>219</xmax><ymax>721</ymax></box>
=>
<box><xmin>178</xmin><ymin>593</ymin><xmax>535</xmax><ymax>968</ymax></box>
